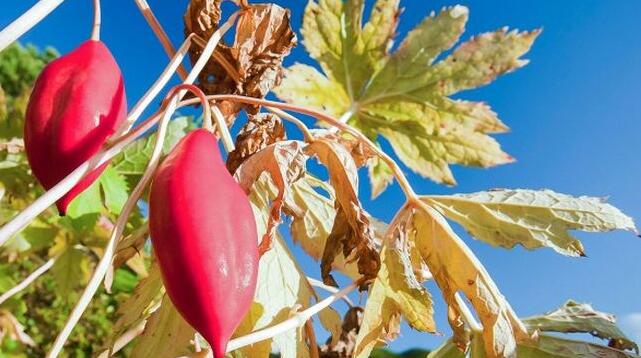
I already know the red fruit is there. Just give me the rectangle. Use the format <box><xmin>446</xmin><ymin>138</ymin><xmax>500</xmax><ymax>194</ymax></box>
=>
<box><xmin>149</xmin><ymin>129</ymin><xmax>259</xmax><ymax>358</ymax></box>
<box><xmin>24</xmin><ymin>40</ymin><xmax>127</xmax><ymax>215</ymax></box>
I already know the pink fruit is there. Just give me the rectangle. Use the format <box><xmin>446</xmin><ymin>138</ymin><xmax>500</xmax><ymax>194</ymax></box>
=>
<box><xmin>149</xmin><ymin>129</ymin><xmax>259</xmax><ymax>358</ymax></box>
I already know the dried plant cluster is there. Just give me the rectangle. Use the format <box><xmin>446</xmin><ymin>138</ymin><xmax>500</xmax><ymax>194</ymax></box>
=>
<box><xmin>0</xmin><ymin>0</ymin><xmax>638</xmax><ymax>357</ymax></box>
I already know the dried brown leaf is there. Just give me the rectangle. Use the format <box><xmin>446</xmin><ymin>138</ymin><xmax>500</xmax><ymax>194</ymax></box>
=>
<box><xmin>307</xmin><ymin>139</ymin><xmax>380</xmax><ymax>288</ymax></box>
<box><xmin>184</xmin><ymin>2</ymin><xmax>296</xmax><ymax>119</ymax></box>
<box><xmin>226</xmin><ymin>113</ymin><xmax>286</xmax><ymax>174</ymax></box>
<box><xmin>235</xmin><ymin>140</ymin><xmax>307</xmax><ymax>253</ymax></box>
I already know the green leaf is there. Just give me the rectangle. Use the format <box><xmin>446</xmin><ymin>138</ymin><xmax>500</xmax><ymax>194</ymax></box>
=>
<box><xmin>523</xmin><ymin>300</ymin><xmax>639</xmax><ymax>353</ymax></box>
<box><xmin>277</xmin><ymin>3</ymin><xmax>539</xmax><ymax>194</ymax></box>
<box><xmin>130</xmin><ymin>295</ymin><xmax>194</xmax><ymax>358</ymax></box>
<box><xmin>112</xmin><ymin>116</ymin><xmax>193</xmax><ymax>176</ymax></box>
<box><xmin>425</xmin><ymin>189</ymin><xmax>638</xmax><ymax>256</ymax></box>
<box><xmin>51</xmin><ymin>246</ymin><xmax>90</xmax><ymax>297</ymax></box>
<box><xmin>65</xmin><ymin>180</ymin><xmax>103</xmax><ymax>218</ymax></box>
<box><xmin>99</xmin><ymin>165</ymin><xmax>129</xmax><ymax>214</ymax></box>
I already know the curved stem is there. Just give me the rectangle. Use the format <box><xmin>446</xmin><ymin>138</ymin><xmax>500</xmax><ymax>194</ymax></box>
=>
<box><xmin>211</xmin><ymin>106</ymin><xmax>235</xmax><ymax>152</ymax></box>
<box><xmin>307</xmin><ymin>277</ymin><xmax>353</xmax><ymax>307</ymax></box>
<box><xmin>267</xmin><ymin>107</ymin><xmax>313</xmax><ymax>142</ymax></box>
<box><xmin>91</xmin><ymin>0</ymin><xmax>101</xmax><ymax>41</ymax></box>
<box><xmin>0</xmin><ymin>257</ymin><xmax>55</xmax><ymax>305</ymax></box>
<box><xmin>133</xmin><ymin>0</ymin><xmax>189</xmax><ymax>80</ymax></box>
<box><xmin>46</xmin><ymin>86</ymin><xmax>184</xmax><ymax>358</ymax></box>
<box><xmin>226</xmin><ymin>280</ymin><xmax>359</xmax><ymax>352</ymax></box>
<box><xmin>207</xmin><ymin>95</ymin><xmax>417</xmax><ymax>200</ymax></box>
<box><xmin>0</xmin><ymin>0</ymin><xmax>65</xmax><ymax>52</ymax></box>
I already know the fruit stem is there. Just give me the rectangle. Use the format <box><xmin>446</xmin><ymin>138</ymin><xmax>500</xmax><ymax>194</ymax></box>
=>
<box><xmin>266</xmin><ymin>107</ymin><xmax>314</xmax><ymax>142</ymax></box>
<box><xmin>91</xmin><ymin>0</ymin><xmax>101</xmax><ymax>41</ymax></box>
<box><xmin>133</xmin><ymin>0</ymin><xmax>189</xmax><ymax>80</ymax></box>
<box><xmin>0</xmin><ymin>0</ymin><xmax>65</xmax><ymax>52</ymax></box>
<box><xmin>307</xmin><ymin>277</ymin><xmax>354</xmax><ymax>307</ymax></box>
<box><xmin>0</xmin><ymin>257</ymin><xmax>56</xmax><ymax>305</ymax></box>
<box><xmin>211</xmin><ymin>105</ymin><xmax>235</xmax><ymax>152</ymax></box>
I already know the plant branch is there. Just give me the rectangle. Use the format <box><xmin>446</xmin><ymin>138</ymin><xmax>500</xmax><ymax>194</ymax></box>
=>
<box><xmin>133</xmin><ymin>0</ymin><xmax>189</xmax><ymax>80</ymax></box>
<box><xmin>0</xmin><ymin>257</ymin><xmax>55</xmax><ymax>305</ymax></box>
<box><xmin>0</xmin><ymin>0</ymin><xmax>65</xmax><ymax>52</ymax></box>
<box><xmin>211</xmin><ymin>105</ymin><xmax>235</xmax><ymax>152</ymax></box>
<box><xmin>307</xmin><ymin>277</ymin><xmax>353</xmax><ymax>307</ymax></box>
<box><xmin>226</xmin><ymin>280</ymin><xmax>360</xmax><ymax>352</ymax></box>
<box><xmin>96</xmin><ymin>320</ymin><xmax>146</xmax><ymax>358</ymax></box>
<box><xmin>91</xmin><ymin>0</ymin><xmax>101</xmax><ymax>41</ymax></box>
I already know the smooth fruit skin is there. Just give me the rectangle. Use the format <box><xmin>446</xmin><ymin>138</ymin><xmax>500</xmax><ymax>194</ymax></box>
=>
<box><xmin>149</xmin><ymin>129</ymin><xmax>259</xmax><ymax>358</ymax></box>
<box><xmin>24</xmin><ymin>40</ymin><xmax>127</xmax><ymax>215</ymax></box>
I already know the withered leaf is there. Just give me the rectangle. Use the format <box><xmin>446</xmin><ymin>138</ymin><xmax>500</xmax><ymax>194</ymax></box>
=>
<box><xmin>226</xmin><ymin>113</ymin><xmax>286</xmax><ymax>174</ymax></box>
<box><xmin>235</xmin><ymin>140</ymin><xmax>307</xmax><ymax>253</ymax></box>
<box><xmin>306</xmin><ymin>139</ymin><xmax>380</xmax><ymax>288</ymax></box>
<box><xmin>184</xmin><ymin>1</ymin><xmax>297</xmax><ymax>119</ymax></box>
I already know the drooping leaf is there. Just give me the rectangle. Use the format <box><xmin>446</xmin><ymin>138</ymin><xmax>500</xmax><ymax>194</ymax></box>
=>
<box><xmin>425</xmin><ymin>189</ymin><xmax>638</xmax><ymax>257</ymax></box>
<box><xmin>523</xmin><ymin>300</ymin><xmax>639</xmax><ymax>353</ymax></box>
<box><xmin>321</xmin><ymin>306</ymin><xmax>365</xmax><ymax>357</ymax></box>
<box><xmin>235</xmin><ymin>175</ymin><xmax>314</xmax><ymax>357</ymax></box>
<box><xmin>405</xmin><ymin>202</ymin><xmax>530</xmax><ymax>357</ymax></box>
<box><xmin>306</xmin><ymin>139</ymin><xmax>380</xmax><ymax>287</ymax></box>
<box><xmin>354</xmin><ymin>245</ymin><xmax>435</xmax><ymax>357</ymax></box>
<box><xmin>517</xmin><ymin>335</ymin><xmax>639</xmax><ymax>358</ymax></box>
<box><xmin>130</xmin><ymin>295</ymin><xmax>195</xmax><ymax>358</ymax></box>
<box><xmin>276</xmin><ymin>3</ymin><xmax>539</xmax><ymax>194</ymax></box>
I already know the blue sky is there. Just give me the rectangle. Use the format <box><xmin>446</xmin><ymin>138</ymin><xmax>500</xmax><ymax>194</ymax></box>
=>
<box><xmin>2</xmin><ymin>0</ymin><xmax>641</xmax><ymax>353</ymax></box>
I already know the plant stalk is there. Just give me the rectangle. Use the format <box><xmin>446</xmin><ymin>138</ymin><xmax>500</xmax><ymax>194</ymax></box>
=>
<box><xmin>0</xmin><ymin>0</ymin><xmax>65</xmax><ymax>52</ymax></box>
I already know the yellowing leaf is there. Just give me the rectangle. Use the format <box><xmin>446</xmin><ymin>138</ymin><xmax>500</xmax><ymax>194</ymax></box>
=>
<box><xmin>275</xmin><ymin>64</ymin><xmax>350</xmax><ymax>118</ymax></box>
<box><xmin>287</xmin><ymin>176</ymin><xmax>359</xmax><ymax>279</ymax></box>
<box><xmin>114</xmin><ymin>262</ymin><xmax>163</xmax><ymax>334</ymax></box>
<box><xmin>425</xmin><ymin>189</ymin><xmax>638</xmax><ymax>257</ymax></box>
<box><xmin>406</xmin><ymin>202</ymin><xmax>529</xmax><ymax>358</ymax></box>
<box><xmin>130</xmin><ymin>295</ymin><xmax>194</xmax><ymax>358</ymax></box>
<box><xmin>354</xmin><ymin>246</ymin><xmax>435</xmax><ymax>358</ymax></box>
<box><xmin>523</xmin><ymin>300</ymin><xmax>639</xmax><ymax>353</ymax></box>
<box><xmin>239</xmin><ymin>176</ymin><xmax>313</xmax><ymax>358</ymax></box>
<box><xmin>278</xmin><ymin>3</ymin><xmax>539</xmax><ymax>194</ymax></box>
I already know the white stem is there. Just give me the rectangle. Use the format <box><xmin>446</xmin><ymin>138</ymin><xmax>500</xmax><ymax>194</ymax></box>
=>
<box><xmin>226</xmin><ymin>281</ymin><xmax>358</xmax><ymax>352</ymax></box>
<box><xmin>307</xmin><ymin>277</ymin><xmax>353</xmax><ymax>307</ymax></box>
<box><xmin>0</xmin><ymin>13</ymin><xmax>239</xmax><ymax>246</ymax></box>
<box><xmin>0</xmin><ymin>0</ymin><xmax>65</xmax><ymax>52</ymax></box>
<box><xmin>328</xmin><ymin>108</ymin><xmax>355</xmax><ymax>134</ymax></box>
<box><xmin>133</xmin><ymin>0</ymin><xmax>188</xmax><ymax>80</ymax></box>
<box><xmin>211</xmin><ymin>106</ymin><xmax>235</xmax><ymax>152</ymax></box>
<box><xmin>455</xmin><ymin>292</ymin><xmax>482</xmax><ymax>333</ymax></box>
<box><xmin>0</xmin><ymin>257</ymin><xmax>55</xmax><ymax>305</ymax></box>
<box><xmin>46</xmin><ymin>90</ymin><xmax>180</xmax><ymax>358</ymax></box>
<box><xmin>91</xmin><ymin>0</ymin><xmax>101</xmax><ymax>41</ymax></box>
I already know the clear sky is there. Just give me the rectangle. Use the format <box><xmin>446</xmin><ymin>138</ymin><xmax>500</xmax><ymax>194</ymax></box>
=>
<box><xmin>2</xmin><ymin>0</ymin><xmax>640</xmax><ymax>353</ymax></box>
